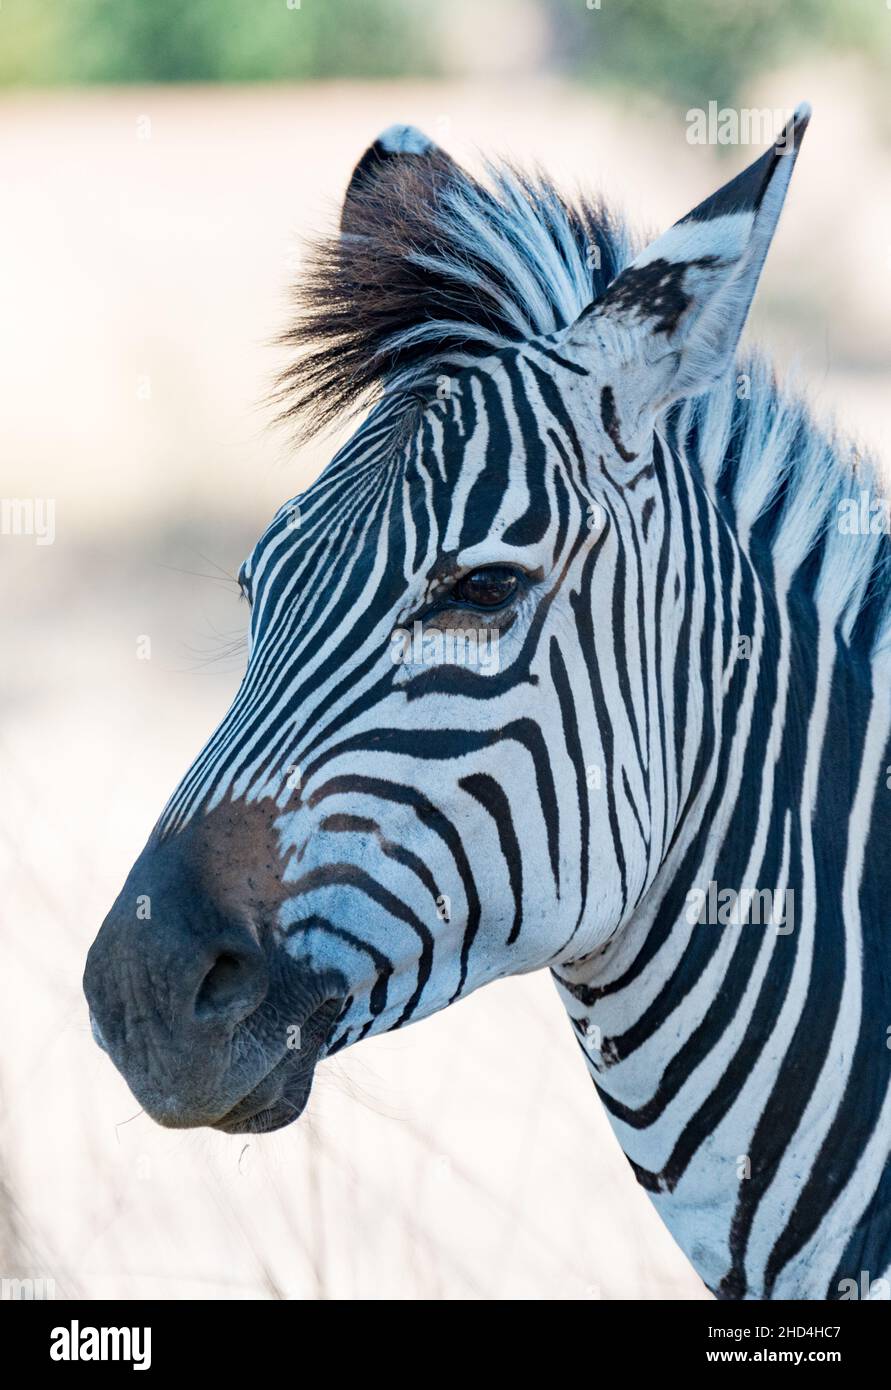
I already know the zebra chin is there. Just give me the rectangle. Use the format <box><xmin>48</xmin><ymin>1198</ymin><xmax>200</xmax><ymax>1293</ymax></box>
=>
<box><xmin>207</xmin><ymin>996</ymin><xmax>344</xmax><ymax>1135</ymax></box>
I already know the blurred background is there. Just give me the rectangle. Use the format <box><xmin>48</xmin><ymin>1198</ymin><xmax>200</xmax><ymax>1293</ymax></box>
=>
<box><xmin>2</xmin><ymin>0</ymin><xmax>889</xmax><ymax>1300</ymax></box>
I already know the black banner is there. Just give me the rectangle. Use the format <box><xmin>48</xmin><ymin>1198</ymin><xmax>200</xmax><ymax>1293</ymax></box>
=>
<box><xmin>7</xmin><ymin>1295</ymin><xmax>889</xmax><ymax>1373</ymax></box>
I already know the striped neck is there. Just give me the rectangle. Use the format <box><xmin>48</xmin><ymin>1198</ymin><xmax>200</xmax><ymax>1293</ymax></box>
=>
<box><xmin>554</xmin><ymin>426</ymin><xmax>891</xmax><ymax>1300</ymax></box>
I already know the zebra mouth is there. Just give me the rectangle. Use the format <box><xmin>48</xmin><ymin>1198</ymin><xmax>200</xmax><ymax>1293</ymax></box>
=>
<box><xmin>212</xmin><ymin>997</ymin><xmax>343</xmax><ymax>1135</ymax></box>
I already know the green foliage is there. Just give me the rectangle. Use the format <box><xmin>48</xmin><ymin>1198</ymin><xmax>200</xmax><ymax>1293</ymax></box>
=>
<box><xmin>546</xmin><ymin>0</ymin><xmax>890</xmax><ymax>106</ymax></box>
<box><xmin>0</xmin><ymin>0</ymin><xmax>887</xmax><ymax>96</ymax></box>
<box><xmin>0</xmin><ymin>0</ymin><xmax>437</xmax><ymax>86</ymax></box>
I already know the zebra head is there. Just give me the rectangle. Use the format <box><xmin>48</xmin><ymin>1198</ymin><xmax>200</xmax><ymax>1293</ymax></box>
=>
<box><xmin>85</xmin><ymin>111</ymin><xmax>810</xmax><ymax>1134</ymax></box>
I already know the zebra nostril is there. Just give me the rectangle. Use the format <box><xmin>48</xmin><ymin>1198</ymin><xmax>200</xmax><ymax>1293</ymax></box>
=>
<box><xmin>194</xmin><ymin>947</ymin><xmax>267</xmax><ymax>1024</ymax></box>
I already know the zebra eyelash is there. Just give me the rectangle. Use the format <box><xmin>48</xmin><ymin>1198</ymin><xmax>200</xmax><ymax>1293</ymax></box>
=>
<box><xmin>236</xmin><ymin>562</ymin><xmax>253</xmax><ymax>605</ymax></box>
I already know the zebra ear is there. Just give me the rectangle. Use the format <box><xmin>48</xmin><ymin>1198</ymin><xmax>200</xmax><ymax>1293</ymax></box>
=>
<box><xmin>570</xmin><ymin>103</ymin><xmax>811</xmax><ymax>411</ymax></box>
<box><xmin>341</xmin><ymin>125</ymin><xmax>457</xmax><ymax>234</ymax></box>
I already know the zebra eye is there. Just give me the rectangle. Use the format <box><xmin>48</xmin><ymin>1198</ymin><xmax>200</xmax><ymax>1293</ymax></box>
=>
<box><xmin>451</xmin><ymin>566</ymin><xmax>520</xmax><ymax>609</ymax></box>
<box><xmin>237</xmin><ymin>562</ymin><xmax>252</xmax><ymax>604</ymax></box>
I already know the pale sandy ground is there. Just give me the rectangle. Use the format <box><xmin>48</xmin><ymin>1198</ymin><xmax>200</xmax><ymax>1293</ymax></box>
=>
<box><xmin>1</xmin><ymin>72</ymin><xmax>888</xmax><ymax>1299</ymax></box>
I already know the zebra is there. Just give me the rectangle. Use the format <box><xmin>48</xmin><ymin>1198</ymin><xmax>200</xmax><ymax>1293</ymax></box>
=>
<box><xmin>84</xmin><ymin>107</ymin><xmax>891</xmax><ymax>1301</ymax></box>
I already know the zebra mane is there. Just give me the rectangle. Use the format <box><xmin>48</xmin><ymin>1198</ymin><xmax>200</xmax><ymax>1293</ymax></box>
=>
<box><xmin>276</xmin><ymin>154</ymin><xmax>891</xmax><ymax>662</ymax></box>
<box><xmin>274</xmin><ymin>156</ymin><xmax>631</xmax><ymax>435</ymax></box>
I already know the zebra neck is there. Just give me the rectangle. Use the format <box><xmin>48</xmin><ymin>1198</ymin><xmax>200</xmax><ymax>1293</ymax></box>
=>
<box><xmin>554</xmin><ymin>558</ymin><xmax>891</xmax><ymax>1299</ymax></box>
